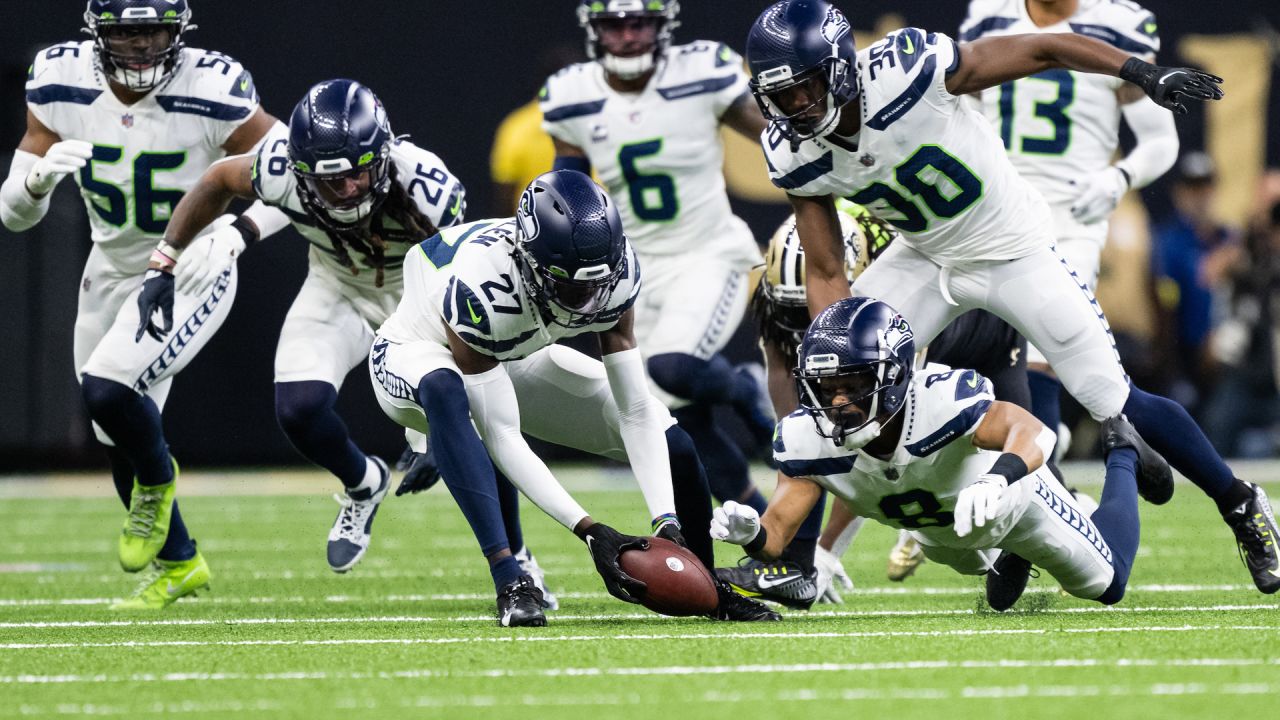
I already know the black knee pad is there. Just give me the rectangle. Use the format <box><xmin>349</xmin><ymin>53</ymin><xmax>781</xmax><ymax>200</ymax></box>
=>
<box><xmin>274</xmin><ymin>381</ymin><xmax>337</xmax><ymax>436</ymax></box>
<box><xmin>80</xmin><ymin>374</ymin><xmax>136</xmax><ymax>419</ymax></box>
<box><xmin>647</xmin><ymin>353</ymin><xmax>686</xmax><ymax>396</ymax></box>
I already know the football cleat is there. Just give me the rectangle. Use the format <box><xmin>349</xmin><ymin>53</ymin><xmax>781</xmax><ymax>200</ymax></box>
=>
<box><xmin>1223</xmin><ymin>482</ymin><xmax>1280</xmax><ymax>594</ymax></box>
<box><xmin>110</xmin><ymin>549</ymin><xmax>210</xmax><ymax>611</ymax></box>
<box><xmin>515</xmin><ymin>546</ymin><xmax>559</xmax><ymax>610</ymax></box>
<box><xmin>118</xmin><ymin>463</ymin><xmax>179</xmax><ymax>573</ymax></box>
<box><xmin>715</xmin><ymin>557</ymin><xmax>818</xmax><ymax>610</ymax></box>
<box><xmin>710</xmin><ymin>578</ymin><xmax>782</xmax><ymax>621</ymax></box>
<box><xmin>886</xmin><ymin>530</ymin><xmax>925</xmax><ymax>581</ymax></box>
<box><xmin>985</xmin><ymin>551</ymin><xmax>1034</xmax><ymax>612</ymax></box>
<box><xmin>327</xmin><ymin>457</ymin><xmax>389</xmax><ymax>573</ymax></box>
<box><xmin>497</xmin><ymin>575</ymin><xmax>547</xmax><ymax>627</ymax></box>
<box><xmin>1101</xmin><ymin>414</ymin><xmax>1174</xmax><ymax>505</ymax></box>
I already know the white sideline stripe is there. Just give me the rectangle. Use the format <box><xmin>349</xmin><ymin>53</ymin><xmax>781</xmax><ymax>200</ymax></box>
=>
<box><xmin>4</xmin><ymin>657</ymin><xmax>1279</xmax><ymax>685</ymax></box>
<box><xmin>2</xmin><ymin>625</ymin><xmax>1275</xmax><ymax>650</ymax></box>
<box><xmin>0</xmin><ymin>583</ymin><xmax>1262</xmax><ymax>607</ymax></box>
<box><xmin>1</xmin><ymin>604</ymin><xmax>1276</xmax><ymax>629</ymax></box>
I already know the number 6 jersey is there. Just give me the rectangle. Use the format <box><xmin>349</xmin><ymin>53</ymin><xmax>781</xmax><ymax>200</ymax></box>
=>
<box><xmin>25</xmin><ymin>41</ymin><xmax>261</xmax><ymax>272</ymax></box>
<box><xmin>761</xmin><ymin>29</ymin><xmax>1053</xmax><ymax>265</ymax></box>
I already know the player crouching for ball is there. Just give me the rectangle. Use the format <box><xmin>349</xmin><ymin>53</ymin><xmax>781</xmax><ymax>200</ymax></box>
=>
<box><xmin>369</xmin><ymin>170</ymin><xmax>779</xmax><ymax>626</ymax></box>
<box><xmin>713</xmin><ymin>297</ymin><xmax>1169</xmax><ymax>610</ymax></box>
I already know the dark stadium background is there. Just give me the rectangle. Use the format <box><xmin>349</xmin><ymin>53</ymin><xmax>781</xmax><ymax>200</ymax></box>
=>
<box><xmin>1</xmin><ymin>1</ymin><xmax>1277</xmax><ymax>471</ymax></box>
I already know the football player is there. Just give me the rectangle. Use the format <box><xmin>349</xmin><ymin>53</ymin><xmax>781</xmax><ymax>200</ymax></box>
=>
<box><xmin>745</xmin><ymin>1</ymin><xmax>1278</xmax><ymax>594</ymax></box>
<box><xmin>713</xmin><ymin>298</ymin><xmax>1156</xmax><ymax>611</ymax></box>
<box><xmin>135</xmin><ymin>80</ymin><xmax>511</xmax><ymax>585</ymax></box>
<box><xmin>959</xmin><ymin>0</ymin><xmax>1179</xmax><ymax>467</ymax></box>
<box><xmin>0</xmin><ymin>0</ymin><xmax>287</xmax><ymax>609</ymax></box>
<box><xmin>368</xmin><ymin>170</ymin><xmax>779</xmax><ymax>626</ymax></box>
<box><xmin>543</xmin><ymin>0</ymin><xmax>776</xmax><ymax>519</ymax></box>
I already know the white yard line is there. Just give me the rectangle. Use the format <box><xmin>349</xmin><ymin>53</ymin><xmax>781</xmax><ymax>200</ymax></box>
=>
<box><xmin>2</xmin><ymin>624</ymin><xmax>1276</xmax><ymax>650</ymax></box>
<box><xmin>3</xmin><ymin>657</ymin><xmax>1278</xmax><ymax>685</ymax></box>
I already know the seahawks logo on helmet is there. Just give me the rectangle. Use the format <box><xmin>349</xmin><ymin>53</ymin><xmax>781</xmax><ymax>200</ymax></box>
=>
<box><xmin>881</xmin><ymin>314</ymin><xmax>913</xmax><ymax>354</ymax></box>
<box><xmin>820</xmin><ymin>6</ymin><xmax>850</xmax><ymax>45</ymax></box>
<box><xmin>516</xmin><ymin>186</ymin><xmax>540</xmax><ymax>241</ymax></box>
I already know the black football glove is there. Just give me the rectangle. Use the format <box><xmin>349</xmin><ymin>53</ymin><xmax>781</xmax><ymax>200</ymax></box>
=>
<box><xmin>395</xmin><ymin>444</ymin><xmax>442</xmax><ymax>496</ymax></box>
<box><xmin>654</xmin><ymin>521</ymin><xmax>687</xmax><ymax>548</ymax></box>
<box><xmin>1119</xmin><ymin>57</ymin><xmax>1223</xmax><ymax>115</ymax></box>
<box><xmin>578</xmin><ymin>522</ymin><xmax>649</xmax><ymax>604</ymax></box>
<box><xmin>135</xmin><ymin>269</ymin><xmax>175</xmax><ymax>343</ymax></box>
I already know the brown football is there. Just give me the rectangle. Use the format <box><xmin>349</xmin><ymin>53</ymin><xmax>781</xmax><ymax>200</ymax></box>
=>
<box><xmin>619</xmin><ymin>537</ymin><xmax>719</xmax><ymax>617</ymax></box>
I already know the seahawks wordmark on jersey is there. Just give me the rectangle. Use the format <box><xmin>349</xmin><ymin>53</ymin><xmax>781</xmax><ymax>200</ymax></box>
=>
<box><xmin>961</xmin><ymin>0</ymin><xmax>1159</xmax><ymax>240</ymax></box>
<box><xmin>251</xmin><ymin>123</ymin><xmax>465</xmax><ymax>280</ymax></box>
<box><xmin>26</xmin><ymin>42</ymin><xmax>259</xmax><ymax>271</ymax></box>
<box><xmin>377</xmin><ymin>218</ymin><xmax>641</xmax><ymax>363</ymax></box>
<box><xmin>541</xmin><ymin>41</ymin><xmax>758</xmax><ymax>266</ymax></box>
<box><xmin>774</xmin><ymin>363</ymin><xmax>1026</xmax><ymax>548</ymax></box>
<box><xmin>762</xmin><ymin>29</ymin><xmax>1056</xmax><ymax>265</ymax></box>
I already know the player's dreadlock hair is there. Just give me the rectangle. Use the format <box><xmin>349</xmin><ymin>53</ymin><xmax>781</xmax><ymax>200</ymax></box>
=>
<box><xmin>319</xmin><ymin>163</ymin><xmax>438</xmax><ymax>288</ymax></box>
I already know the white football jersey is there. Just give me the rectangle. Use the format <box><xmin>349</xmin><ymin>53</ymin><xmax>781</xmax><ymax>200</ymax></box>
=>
<box><xmin>774</xmin><ymin>362</ymin><xmax>1021</xmax><ymax>547</ymax></box>
<box><xmin>25</xmin><ymin>42</ymin><xmax>261</xmax><ymax>272</ymax></box>
<box><xmin>541</xmin><ymin>41</ymin><xmax>759</xmax><ymax>267</ymax></box>
<box><xmin>762</xmin><ymin>28</ymin><xmax>1055</xmax><ymax>265</ymax></box>
<box><xmin>377</xmin><ymin>218</ymin><xmax>641</xmax><ymax>362</ymax></box>
<box><xmin>252</xmin><ymin>123</ymin><xmax>465</xmax><ymax>285</ymax></box>
<box><xmin>960</xmin><ymin>0</ymin><xmax>1159</xmax><ymax>241</ymax></box>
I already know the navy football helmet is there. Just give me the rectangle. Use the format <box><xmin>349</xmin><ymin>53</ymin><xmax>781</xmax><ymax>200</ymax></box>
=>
<box><xmin>578</xmin><ymin>0</ymin><xmax>681</xmax><ymax>80</ymax></box>
<box><xmin>795</xmin><ymin>297</ymin><xmax>914</xmax><ymax>444</ymax></box>
<box><xmin>84</xmin><ymin>0</ymin><xmax>193</xmax><ymax>91</ymax></box>
<box><xmin>746</xmin><ymin>0</ymin><xmax>859</xmax><ymax>143</ymax></box>
<box><xmin>287</xmin><ymin>80</ymin><xmax>394</xmax><ymax>231</ymax></box>
<box><xmin>514</xmin><ymin>171</ymin><xmax>629</xmax><ymax>328</ymax></box>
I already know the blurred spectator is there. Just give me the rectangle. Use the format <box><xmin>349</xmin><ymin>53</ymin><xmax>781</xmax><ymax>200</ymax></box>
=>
<box><xmin>1150</xmin><ymin>152</ymin><xmax>1242</xmax><ymax>410</ymax></box>
<box><xmin>489</xmin><ymin>44</ymin><xmax>583</xmax><ymax>215</ymax></box>
<box><xmin>1200</xmin><ymin>189</ymin><xmax>1280</xmax><ymax>457</ymax></box>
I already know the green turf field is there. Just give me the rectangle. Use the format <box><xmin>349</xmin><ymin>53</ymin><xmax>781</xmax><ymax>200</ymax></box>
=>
<box><xmin>2</xmin><ymin>464</ymin><xmax>1277</xmax><ymax>719</ymax></box>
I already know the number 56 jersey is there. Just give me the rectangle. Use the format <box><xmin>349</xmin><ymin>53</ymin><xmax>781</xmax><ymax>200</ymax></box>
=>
<box><xmin>26</xmin><ymin>41</ymin><xmax>261</xmax><ymax>273</ymax></box>
<box><xmin>773</xmin><ymin>363</ymin><xmax>1031</xmax><ymax>548</ymax></box>
<box><xmin>762</xmin><ymin>29</ymin><xmax>1052</xmax><ymax>265</ymax></box>
<box><xmin>540</xmin><ymin>41</ymin><xmax>760</xmax><ymax>268</ymax></box>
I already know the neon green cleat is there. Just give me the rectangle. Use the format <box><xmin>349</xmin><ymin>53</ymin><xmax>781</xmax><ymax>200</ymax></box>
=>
<box><xmin>117</xmin><ymin>462</ymin><xmax>179</xmax><ymax>572</ymax></box>
<box><xmin>110</xmin><ymin>550</ymin><xmax>210</xmax><ymax>611</ymax></box>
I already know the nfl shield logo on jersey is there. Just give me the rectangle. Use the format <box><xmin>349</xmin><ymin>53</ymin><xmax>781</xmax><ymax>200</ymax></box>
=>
<box><xmin>121</xmin><ymin>114</ymin><xmax>134</xmax><ymax>129</ymax></box>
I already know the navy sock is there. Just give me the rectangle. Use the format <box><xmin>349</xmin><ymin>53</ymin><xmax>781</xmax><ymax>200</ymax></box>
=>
<box><xmin>104</xmin><ymin>446</ymin><xmax>135</xmax><ymax>506</ymax></box>
<box><xmin>275</xmin><ymin>381</ymin><xmax>367</xmax><ymax>488</ymax></box>
<box><xmin>419</xmin><ymin>370</ymin><xmax>509</xmax><ymax>559</ymax></box>
<box><xmin>672</xmin><ymin>405</ymin><xmax>753</xmax><ymax>506</ymax></box>
<box><xmin>489</xmin><ymin>554</ymin><xmax>523</xmax><ymax>592</ymax></box>
<box><xmin>1026</xmin><ymin>370</ymin><xmax>1062</xmax><ymax>439</ymax></box>
<box><xmin>81</xmin><ymin>375</ymin><xmax>173</xmax><ymax>487</ymax></box>
<box><xmin>1090</xmin><ymin>447</ymin><xmax>1140</xmax><ymax>605</ymax></box>
<box><xmin>100</xmin><ymin>420</ymin><xmax>193</xmax><ymax>561</ymax></box>
<box><xmin>665</xmin><ymin>426</ymin><xmax>715</xmax><ymax>571</ymax></box>
<box><xmin>1123</xmin><ymin>382</ymin><xmax>1237</xmax><ymax>500</ymax></box>
<box><xmin>496</xmin><ymin>468</ymin><xmax>524</xmax><ymax>553</ymax></box>
<box><xmin>778</xmin><ymin>491</ymin><xmax>825</xmax><ymax>573</ymax></box>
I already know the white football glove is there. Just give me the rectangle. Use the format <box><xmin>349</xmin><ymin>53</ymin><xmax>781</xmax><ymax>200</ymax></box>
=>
<box><xmin>814</xmin><ymin>546</ymin><xmax>854</xmax><ymax>604</ymax></box>
<box><xmin>25</xmin><ymin>139</ymin><xmax>94</xmax><ymax>196</ymax></box>
<box><xmin>174</xmin><ymin>215</ymin><xmax>244</xmax><ymax>296</ymax></box>
<box><xmin>953</xmin><ymin>474</ymin><xmax>1008</xmax><ymax>538</ymax></box>
<box><xmin>1069</xmin><ymin>166</ymin><xmax>1129</xmax><ymax>225</ymax></box>
<box><xmin>710</xmin><ymin>500</ymin><xmax>761</xmax><ymax>546</ymax></box>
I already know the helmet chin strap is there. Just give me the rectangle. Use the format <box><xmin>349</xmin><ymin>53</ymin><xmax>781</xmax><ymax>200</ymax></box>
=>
<box><xmin>601</xmin><ymin>53</ymin><xmax>654</xmax><ymax>80</ymax></box>
<box><xmin>324</xmin><ymin>196</ymin><xmax>375</xmax><ymax>226</ymax></box>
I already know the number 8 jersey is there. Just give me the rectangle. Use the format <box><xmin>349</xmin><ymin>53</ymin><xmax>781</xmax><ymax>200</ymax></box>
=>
<box><xmin>761</xmin><ymin>29</ymin><xmax>1052</xmax><ymax>265</ymax></box>
<box><xmin>25</xmin><ymin>41</ymin><xmax>261</xmax><ymax>272</ymax></box>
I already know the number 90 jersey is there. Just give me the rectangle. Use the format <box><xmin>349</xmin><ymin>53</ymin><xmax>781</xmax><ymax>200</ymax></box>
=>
<box><xmin>773</xmin><ymin>363</ymin><xmax>1019</xmax><ymax>547</ymax></box>
<box><xmin>376</xmin><ymin>218</ymin><xmax>641</xmax><ymax>362</ymax></box>
<box><xmin>960</xmin><ymin>0</ymin><xmax>1159</xmax><ymax>243</ymax></box>
<box><xmin>540</xmin><ymin>41</ymin><xmax>759</xmax><ymax>267</ymax></box>
<box><xmin>761</xmin><ymin>29</ymin><xmax>1052</xmax><ymax>265</ymax></box>
<box><xmin>25</xmin><ymin>41</ymin><xmax>261</xmax><ymax>273</ymax></box>
<box><xmin>251</xmin><ymin>122</ymin><xmax>466</xmax><ymax>284</ymax></box>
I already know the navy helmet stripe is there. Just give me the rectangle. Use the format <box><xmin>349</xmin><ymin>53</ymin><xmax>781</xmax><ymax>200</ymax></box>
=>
<box><xmin>26</xmin><ymin>85</ymin><xmax>103</xmax><ymax>106</ymax></box>
<box><xmin>156</xmin><ymin>95</ymin><xmax>252</xmax><ymax>121</ymax></box>
<box><xmin>657</xmin><ymin>75</ymin><xmax>739</xmax><ymax>101</ymax></box>
<box><xmin>542</xmin><ymin>99</ymin><xmax>607</xmax><ymax>122</ymax></box>
<box><xmin>867</xmin><ymin>54</ymin><xmax>937</xmax><ymax>131</ymax></box>
<box><xmin>958</xmin><ymin>16</ymin><xmax>1018</xmax><ymax>42</ymax></box>
<box><xmin>905</xmin><ymin>399</ymin><xmax>993</xmax><ymax>457</ymax></box>
<box><xmin>771</xmin><ymin>151</ymin><xmax>833</xmax><ymax>190</ymax></box>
